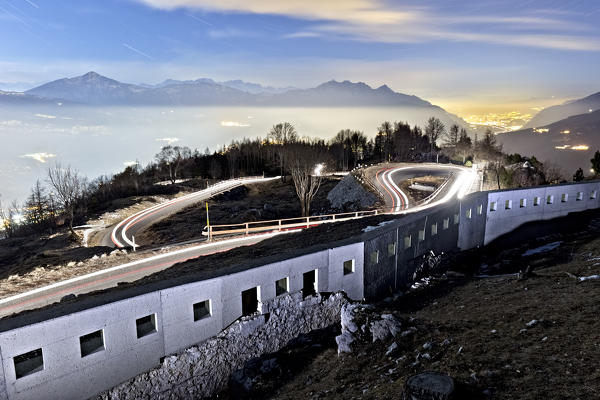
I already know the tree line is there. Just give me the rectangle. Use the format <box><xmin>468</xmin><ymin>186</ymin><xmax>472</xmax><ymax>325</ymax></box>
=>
<box><xmin>2</xmin><ymin>116</ymin><xmax>591</xmax><ymax>239</ymax></box>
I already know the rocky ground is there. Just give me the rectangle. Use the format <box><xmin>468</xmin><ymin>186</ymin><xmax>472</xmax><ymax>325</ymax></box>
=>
<box><xmin>213</xmin><ymin>217</ymin><xmax>600</xmax><ymax>400</ymax></box>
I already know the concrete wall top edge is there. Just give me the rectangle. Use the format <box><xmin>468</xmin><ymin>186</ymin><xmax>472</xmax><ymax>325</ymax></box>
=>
<box><xmin>1</xmin><ymin>181</ymin><xmax>596</xmax><ymax>334</ymax></box>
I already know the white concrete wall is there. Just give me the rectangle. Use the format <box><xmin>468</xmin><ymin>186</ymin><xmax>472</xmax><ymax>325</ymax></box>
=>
<box><xmin>484</xmin><ymin>182</ymin><xmax>600</xmax><ymax>245</ymax></box>
<box><xmin>160</xmin><ymin>277</ymin><xmax>223</xmax><ymax>356</ymax></box>
<box><xmin>0</xmin><ymin>243</ymin><xmax>365</xmax><ymax>400</ymax></box>
<box><xmin>327</xmin><ymin>243</ymin><xmax>364</xmax><ymax>300</ymax></box>
<box><xmin>0</xmin><ymin>292</ymin><xmax>164</xmax><ymax>400</ymax></box>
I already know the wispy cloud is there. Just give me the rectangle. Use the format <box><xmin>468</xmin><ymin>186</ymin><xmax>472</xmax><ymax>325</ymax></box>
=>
<box><xmin>35</xmin><ymin>113</ymin><xmax>56</xmax><ymax>119</ymax></box>
<box><xmin>221</xmin><ymin>120</ymin><xmax>250</xmax><ymax>127</ymax></box>
<box><xmin>20</xmin><ymin>152</ymin><xmax>56</xmax><ymax>163</ymax></box>
<box><xmin>0</xmin><ymin>120</ymin><xmax>22</xmax><ymax>127</ymax></box>
<box><xmin>283</xmin><ymin>31</ymin><xmax>321</xmax><ymax>39</ymax></box>
<box><xmin>132</xmin><ymin>0</ymin><xmax>600</xmax><ymax>51</ymax></box>
<box><xmin>123</xmin><ymin>43</ymin><xmax>155</xmax><ymax>60</ymax></box>
<box><xmin>156</xmin><ymin>137</ymin><xmax>179</xmax><ymax>144</ymax></box>
<box><xmin>208</xmin><ymin>28</ymin><xmax>254</xmax><ymax>39</ymax></box>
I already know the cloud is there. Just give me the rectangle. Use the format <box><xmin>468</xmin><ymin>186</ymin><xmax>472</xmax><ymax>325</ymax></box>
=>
<box><xmin>0</xmin><ymin>120</ymin><xmax>22</xmax><ymax>127</ymax></box>
<box><xmin>221</xmin><ymin>120</ymin><xmax>250</xmax><ymax>127</ymax></box>
<box><xmin>35</xmin><ymin>113</ymin><xmax>56</xmax><ymax>119</ymax></box>
<box><xmin>283</xmin><ymin>31</ymin><xmax>321</xmax><ymax>39</ymax></box>
<box><xmin>132</xmin><ymin>0</ymin><xmax>600</xmax><ymax>51</ymax></box>
<box><xmin>208</xmin><ymin>29</ymin><xmax>254</xmax><ymax>39</ymax></box>
<box><xmin>156</xmin><ymin>137</ymin><xmax>180</xmax><ymax>144</ymax></box>
<box><xmin>20</xmin><ymin>152</ymin><xmax>56</xmax><ymax>163</ymax></box>
<box><xmin>70</xmin><ymin>125</ymin><xmax>109</xmax><ymax>135</ymax></box>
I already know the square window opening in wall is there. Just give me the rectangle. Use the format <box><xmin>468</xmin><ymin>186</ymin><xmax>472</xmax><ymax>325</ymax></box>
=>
<box><xmin>477</xmin><ymin>205</ymin><xmax>483</xmax><ymax>215</ymax></box>
<box><xmin>454</xmin><ymin>214</ymin><xmax>459</xmax><ymax>224</ymax></box>
<box><xmin>136</xmin><ymin>314</ymin><xmax>157</xmax><ymax>339</ymax></box>
<box><xmin>388</xmin><ymin>243</ymin><xmax>396</xmax><ymax>257</ymax></box>
<box><xmin>591</xmin><ymin>191</ymin><xmax>597</xmax><ymax>200</ymax></box>
<box><xmin>505</xmin><ymin>200</ymin><xmax>512</xmax><ymax>210</ymax></box>
<box><xmin>370</xmin><ymin>250</ymin><xmax>379</xmax><ymax>264</ymax></box>
<box><xmin>534</xmin><ymin>196</ymin><xmax>541</xmax><ymax>206</ymax></box>
<box><xmin>193</xmin><ymin>300</ymin><xmax>211</xmax><ymax>321</ymax></box>
<box><xmin>547</xmin><ymin>195</ymin><xmax>554</xmax><ymax>205</ymax></box>
<box><xmin>14</xmin><ymin>348</ymin><xmax>43</xmax><ymax>379</ymax></box>
<box><xmin>577</xmin><ymin>192</ymin><xmax>583</xmax><ymax>201</ymax></box>
<box><xmin>343</xmin><ymin>259</ymin><xmax>355</xmax><ymax>275</ymax></box>
<box><xmin>242</xmin><ymin>287</ymin><xmax>260</xmax><ymax>315</ymax></box>
<box><xmin>489</xmin><ymin>201</ymin><xmax>497</xmax><ymax>211</ymax></box>
<box><xmin>465</xmin><ymin>208</ymin><xmax>472</xmax><ymax>219</ymax></box>
<box><xmin>520</xmin><ymin>198</ymin><xmax>527</xmax><ymax>208</ymax></box>
<box><xmin>80</xmin><ymin>329</ymin><xmax>104</xmax><ymax>358</ymax></box>
<box><xmin>302</xmin><ymin>270</ymin><xmax>317</xmax><ymax>298</ymax></box>
<box><xmin>404</xmin><ymin>235</ymin><xmax>412</xmax><ymax>249</ymax></box>
<box><xmin>443</xmin><ymin>218</ymin><xmax>449</xmax><ymax>230</ymax></box>
<box><xmin>275</xmin><ymin>277</ymin><xmax>289</xmax><ymax>296</ymax></box>
<box><xmin>431</xmin><ymin>223</ymin><xmax>438</xmax><ymax>236</ymax></box>
<box><xmin>561</xmin><ymin>193</ymin><xmax>568</xmax><ymax>202</ymax></box>
<box><xmin>418</xmin><ymin>229</ymin><xmax>425</xmax><ymax>242</ymax></box>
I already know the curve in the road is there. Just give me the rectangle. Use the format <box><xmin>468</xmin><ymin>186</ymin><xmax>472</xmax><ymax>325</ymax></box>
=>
<box><xmin>109</xmin><ymin>177</ymin><xmax>278</xmax><ymax>249</ymax></box>
<box><xmin>374</xmin><ymin>164</ymin><xmax>476</xmax><ymax>213</ymax></box>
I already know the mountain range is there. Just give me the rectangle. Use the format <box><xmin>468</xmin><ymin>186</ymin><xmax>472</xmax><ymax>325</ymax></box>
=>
<box><xmin>0</xmin><ymin>71</ymin><xmax>470</xmax><ymax>130</ymax></box>
<box><xmin>22</xmin><ymin>71</ymin><xmax>440</xmax><ymax>108</ymax></box>
<box><xmin>497</xmin><ymin>108</ymin><xmax>600</xmax><ymax>174</ymax></box>
<box><xmin>524</xmin><ymin>92</ymin><xmax>600</xmax><ymax>128</ymax></box>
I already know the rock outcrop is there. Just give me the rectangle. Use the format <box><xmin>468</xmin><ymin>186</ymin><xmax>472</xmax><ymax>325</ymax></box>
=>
<box><xmin>327</xmin><ymin>174</ymin><xmax>378</xmax><ymax>211</ymax></box>
<box><xmin>99</xmin><ymin>292</ymin><xmax>349</xmax><ymax>400</ymax></box>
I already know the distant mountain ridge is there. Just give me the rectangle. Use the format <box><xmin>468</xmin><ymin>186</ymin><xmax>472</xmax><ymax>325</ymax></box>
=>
<box><xmin>24</xmin><ymin>72</ymin><xmax>441</xmax><ymax>108</ymax></box>
<box><xmin>524</xmin><ymin>92</ymin><xmax>600</xmax><ymax>128</ymax></box>
<box><xmin>13</xmin><ymin>71</ymin><xmax>470</xmax><ymax>130</ymax></box>
<box><xmin>497</xmin><ymin>109</ymin><xmax>600</xmax><ymax>174</ymax></box>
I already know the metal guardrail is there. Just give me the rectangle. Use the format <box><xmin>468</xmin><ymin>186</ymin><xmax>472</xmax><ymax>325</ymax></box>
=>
<box><xmin>202</xmin><ymin>171</ymin><xmax>459</xmax><ymax>239</ymax></box>
<box><xmin>202</xmin><ymin>209</ymin><xmax>381</xmax><ymax>240</ymax></box>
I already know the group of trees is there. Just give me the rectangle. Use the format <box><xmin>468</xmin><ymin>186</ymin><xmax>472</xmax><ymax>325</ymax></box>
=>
<box><xmin>5</xmin><ymin>116</ymin><xmax>599</xmax><ymax>239</ymax></box>
<box><xmin>1</xmin><ymin>164</ymin><xmax>86</xmax><ymax>238</ymax></box>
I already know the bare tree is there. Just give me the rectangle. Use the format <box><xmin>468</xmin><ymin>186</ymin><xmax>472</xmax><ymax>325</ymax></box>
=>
<box><xmin>541</xmin><ymin>162</ymin><xmax>564</xmax><ymax>184</ymax></box>
<box><xmin>47</xmin><ymin>163</ymin><xmax>84</xmax><ymax>234</ymax></box>
<box><xmin>286</xmin><ymin>143</ymin><xmax>326</xmax><ymax>217</ymax></box>
<box><xmin>268</xmin><ymin>122</ymin><xmax>298</xmax><ymax>180</ymax></box>
<box><xmin>425</xmin><ymin>117</ymin><xmax>446</xmax><ymax>153</ymax></box>
<box><xmin>155</xmin><ymin>145</ymin><xmax>192</xmax><ymax>184</ymax></box>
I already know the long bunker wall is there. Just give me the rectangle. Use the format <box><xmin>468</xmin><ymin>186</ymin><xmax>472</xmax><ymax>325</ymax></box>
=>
<box><xmin>0</xmin><ymin>181</ymin><xmax>598</xmax><ymax>400</ymax></box>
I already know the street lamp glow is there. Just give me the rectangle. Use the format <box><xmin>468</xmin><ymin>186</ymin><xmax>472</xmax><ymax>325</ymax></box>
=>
<box><xmin>314</xmin><ymin>164</ymin><xmax>324</xmax><ymax>176</ymax></box>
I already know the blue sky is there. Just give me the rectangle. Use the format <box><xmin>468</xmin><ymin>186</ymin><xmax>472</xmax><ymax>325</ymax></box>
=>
<box><xmin>1</xmin><ymin>0</ymin><xmax>599</xmax><ymax>113</ymax></box>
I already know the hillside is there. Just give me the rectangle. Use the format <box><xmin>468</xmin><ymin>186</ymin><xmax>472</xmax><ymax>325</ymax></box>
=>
<box><xmin>524</xmin><ymin>92</ymin><xmax>600</xmax><ymax>129</ymax></box>
<box><xmin>26</xmin><ymin>71</ymin><xmax>145</xmax><ymax>105</ymax></box>
<box><xmin>497</xmin><ymin>109</ymin><xmax>600</xmax><ymax>174</ymax></box>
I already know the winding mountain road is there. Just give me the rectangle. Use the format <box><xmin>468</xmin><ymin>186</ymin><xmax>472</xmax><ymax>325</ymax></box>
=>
<box><xmin>0</xmin><ymin>164</ymin><xmax>477</xmax><ymax>317</ymax></box>
<box><xmin>102</xmin><ymin>176</ymin><xmax>278</xmax><ymax>249</ymax></box>
<box><xmin>371</xmin><ymin>163</ymin><xmax>474</xmax><ymax>212</ymax></box>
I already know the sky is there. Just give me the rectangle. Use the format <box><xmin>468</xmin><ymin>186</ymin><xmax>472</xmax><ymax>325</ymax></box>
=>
<box><xmin>1</xmin><ymin>0</ymin><xmax>599</xmax><ymax>114</ymax></box>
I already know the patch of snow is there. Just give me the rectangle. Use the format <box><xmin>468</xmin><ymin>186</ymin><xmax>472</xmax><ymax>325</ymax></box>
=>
<box><xmin>362</xmin><ymin>220</ymin><xmax>396</xmax><ymax>233</ymax></box>
<box><xmin>522</xmin><ymin>241</ymin><xmax>562</xmax><ymax>257</ymax></box>
<box><xmin>579</xmin><ymin>275</ymin><xmax>600</xmax><ymax>282</ymax></box>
